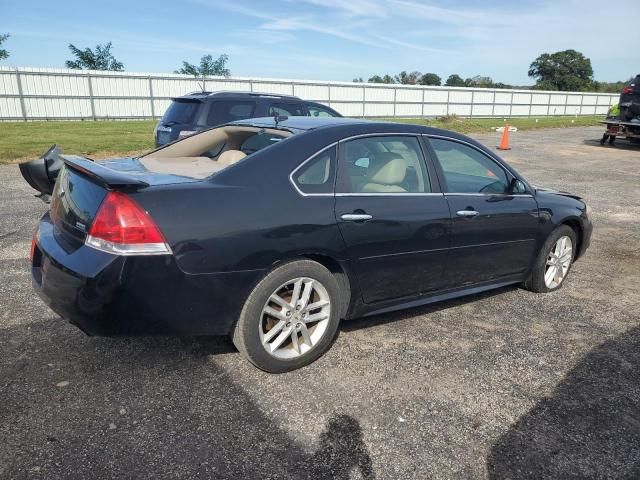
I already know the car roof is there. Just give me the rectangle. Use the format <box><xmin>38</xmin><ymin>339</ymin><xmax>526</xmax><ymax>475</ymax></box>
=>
<box><xmin>231</xmin><ymin>116</ymin><xmax>371</xmax><ymax>131</ymax></box>
<box><xmin>174</xmin><ymin>91</ymin><xmax>301</xmax><ymax>101</ymax></box>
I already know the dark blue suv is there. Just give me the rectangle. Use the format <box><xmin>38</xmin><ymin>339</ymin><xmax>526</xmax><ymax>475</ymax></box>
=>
<box><xmin>155</xmin><ymin>91</ymin><xmax>342</xmax><ymax>146</ymax></box>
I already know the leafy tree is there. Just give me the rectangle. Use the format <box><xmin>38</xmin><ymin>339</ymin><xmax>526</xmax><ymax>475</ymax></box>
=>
<box><xmin>65</xmin><ymin>42</ymin><xmax>124</xmax><ymax>71</ymax></box>
<box><xmin>352</xmin><ymin>77</ymin><xmax>364</xmax><ymax>83</ymax></box>
<box><xmin>0</xmin><ymin>33</ymin><xmax>9</xmax><ymax>61</ymax></box>
<box><xmin>528</xmin><ymin>49</ymin><xmax>593</xmax><ymax>91</ymax></box>
<box><xmin>464</xmin><ymin>75</ymin><xmax>494</xmax><ymax>88</ymax></box>
<box><xmin>368</xmin><ymin>74</ymin><xmax>396</xmax><ymax>84</ymax></box>
<box><xmin>420</xmin><ymin>72</ymin><xmax>441</xmax><ymax>86</ymax></box>
<box><xmin>175</xmin><ymin>54</ymin><xmax>230</xmax><ymax>77</ymax></box>
<box><xmin>395</xmin><ymin>70</ymin><xmax>421</xmax><ymax>85</ymax></box>
<box><xmin>445</xmin><ymin>74</ymin><xmax>465</xmax><ymax>87</ymax></box>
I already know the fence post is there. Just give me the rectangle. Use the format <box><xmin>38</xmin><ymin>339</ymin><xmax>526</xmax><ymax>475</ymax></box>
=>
<box><xmin>15</xmin><ymin>68</ymin><xmax>27</xmax><ymax>121</ymax></box>
<box><xmin>148</xmin><ymin>76</ymin><xmax>155</xmax><ymax>120</ymax></box>
<box><xmin>87</xmin><ymin>72</ymin><xmax>97</xmax><ymax>121</ymax></box>
<box><xmin>509</xmin><ymin>92</ymin><xmax>514</xmax><ymax>118</ymax></box>
<box><xmin>421</xmin><ymin>88</ymin><xmax>425</xmax><ymax>119</ymax></box>
<box><xmin>547</xmin><ymin>92</ymin><xmax>552</xmax><ymax>116</ymax></box>
<box><xmin>470</xmin><ymin>90</ymin><xmax>475</xmax><ymax>118</ymax></box>
<box><xmin>445</xmin><ymin>89</ymin><xmax>450</xmax><ymax>116</ymax></box>
<box><xmin>491</xmin><ymin>90</ymin><xmax>496</xmax><ymax>117</ymax></box>
<box><xmin>362</xmin><ymin>86</ymin><xmax>366</xmax><ymax>118</ymax></box>
<box><xmin>528</xmin><ymin>92</ymin><xmax>533</xmax><ymax>118</ymax></box>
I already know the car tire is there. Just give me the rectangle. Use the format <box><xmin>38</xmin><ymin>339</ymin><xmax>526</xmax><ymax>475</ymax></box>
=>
<box><xmin>232</xmin><ymin>260</ymin><xmax>342</xmax><ymax>373</ymax></box>
<box><xmin>523</xmin><ymin>225</ymin><xmax>577</xmax><ymax>293</ymax></box>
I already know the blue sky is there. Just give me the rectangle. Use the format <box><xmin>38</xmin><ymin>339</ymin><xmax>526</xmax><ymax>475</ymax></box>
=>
<box><xmin>3</xmin><ymin>0</ymin><xmax>638</xmax><ymax>84</ymax></box>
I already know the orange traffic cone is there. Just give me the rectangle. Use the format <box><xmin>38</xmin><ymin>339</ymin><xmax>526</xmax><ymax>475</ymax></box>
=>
<box><xmin>497</xmin><ymin>123</ymin><xmax>511</xmax><ymax>150</ymax></box>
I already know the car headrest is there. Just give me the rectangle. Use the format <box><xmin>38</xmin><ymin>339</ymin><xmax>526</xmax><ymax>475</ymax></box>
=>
<box><xmin>367</xmin><ymin>153</ymin><xmax>407</xmax><ymax>185</ymax></box>
<box><xmin>217</xmin><ymin>149</ymin><xmax>246</xmax><ymax>165</ymax></box>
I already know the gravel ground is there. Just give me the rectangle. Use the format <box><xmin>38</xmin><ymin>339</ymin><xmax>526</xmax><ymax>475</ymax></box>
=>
<box><xmin>1</xmin><ymin>126</ymin><xmax>639</xmax><ymax>479</ymax></box>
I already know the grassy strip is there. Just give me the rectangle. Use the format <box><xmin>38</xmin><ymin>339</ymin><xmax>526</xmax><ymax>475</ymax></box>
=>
<box><xmin>375</xmin><ymin>115</ymin><xmax>604</xmax><ymax>134</ymax></box>
<box><xmin>0</xmin><ymin>120</ymin><xmax>157</xmax><ymax>164</ymax></box>
<box><xmin>0</xmin><ymin>116</ymin><xmax>603</xmax><ymax>164</ymax></box>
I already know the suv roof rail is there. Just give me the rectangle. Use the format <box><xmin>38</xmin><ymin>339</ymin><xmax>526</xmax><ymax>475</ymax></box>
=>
<box><xmin>180</xmin><ymin>90</ymin><xmax>300</xmax><ymax>100</ymax></box>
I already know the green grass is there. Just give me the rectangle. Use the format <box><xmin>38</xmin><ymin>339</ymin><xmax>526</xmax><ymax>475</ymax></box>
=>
<box><xmin>376</xmin><ymin>115</ymin><xmax>604</xmax><ymax>134</ymax></box>
<box><xmin>0</xmin><ymin>120</ymin><xmax>157</xmax><ymax>164</ymax></box>
<box><xmin>0</xmin><ymin>116</ymin><xmax>603</xmax><ymax>164</ymax></box>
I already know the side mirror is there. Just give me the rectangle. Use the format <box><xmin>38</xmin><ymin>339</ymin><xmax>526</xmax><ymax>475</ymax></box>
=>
<box><xmin>508</xmin><ymin>178</ymin><xmax>527</xmax><ymax>194</ymax></box>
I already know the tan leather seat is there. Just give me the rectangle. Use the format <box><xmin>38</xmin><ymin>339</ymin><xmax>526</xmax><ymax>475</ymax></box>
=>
<box><xmin>217</xmin><ymin>149</ymin><xmax>246</xmax><ymax>166</ymax></box>
<box><xmin>361</xmin><ymin>152</ymin><xmax>408</xmax><ymax>193</ymax></box>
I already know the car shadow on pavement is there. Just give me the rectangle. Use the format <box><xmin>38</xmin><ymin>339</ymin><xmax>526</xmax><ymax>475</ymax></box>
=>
<box><xmin>0</xmin><ymin>319</ymin><xmax>375</xmax><ymax>479</ymax></box>
<box><xmin>487</xmin><ymin>325</ymin><xmax>640</xmax><ymax>479</ymax></box>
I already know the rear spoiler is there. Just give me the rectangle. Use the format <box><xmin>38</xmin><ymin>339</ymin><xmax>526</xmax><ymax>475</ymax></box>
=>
<box><xmin>61</xmin><ymin>155</ymin><xmax>150</xmax><ymax>188</ymax></box>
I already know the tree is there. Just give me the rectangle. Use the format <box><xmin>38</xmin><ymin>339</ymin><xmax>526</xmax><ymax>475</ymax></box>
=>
<box><xmin>175</xmin><ymin>54</ymin><xmax>230</xmax><ymax>77</ymax></box>
<box><xmin>420</xmin><ymin>72</ymin><xmax>441</xmax><ymax>86</ymax></box>
<box><xmin>367</xmin><ymin>74</ymin><xmax>396</xmax><ymax>84</ymax></box>
<box><xmin>464</xmin><ymin>75</ymin><xmax>494</xmax><ymax>88</ymax></box>
<box><xmin>65</xmin><ymin>42</ymin><xmax>124</xmax><ymax>71</ymax></box>
<box><xmin>528</xmin><ymin>49</ymin><xmax>593</xmax><ymax>91</ymax></box>
<box><xmin>395</xmin><ymin>70</ymin><xmax>421</xmax><ymax>85</ymax></box>
<box><xmin>445</xmin><ymin>74</ymin><xmax>465</xmax><ymax>87</ymax></box>
<box><xmin>352</xmin><ymin>77</ymin><xmax>364</xmax><ymax>83</ymax></box>
<box><xmin>0</xmin><ymin>33</ymin><xmax>9</xmax><ymax>61</ymax></box>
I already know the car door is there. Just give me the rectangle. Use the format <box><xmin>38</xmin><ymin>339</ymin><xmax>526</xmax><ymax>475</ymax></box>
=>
<box><xmin>425</xmin><ymin>135</ymin><xmax>540</xmax><ymax>288</ymax></box>
<box><xmin>334</xmin><ymin>134</ymin><xmax>451</xmax><ymax>304</ymax></box>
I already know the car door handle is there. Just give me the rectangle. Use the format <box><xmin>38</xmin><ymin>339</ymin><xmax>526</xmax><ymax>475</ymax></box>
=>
<box><xmin>456</xmin><ymin>210</ymin><xmax>479</xmax><ymax>217</ymax></box>
<box><xmin>341</xmin><ymin>214</ymin><xmax>373</xmax><ymax>221</ymax></box>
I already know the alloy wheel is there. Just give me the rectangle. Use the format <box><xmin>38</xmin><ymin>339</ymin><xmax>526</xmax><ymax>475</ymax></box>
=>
<box><xmin>259</xmin><ymin>277</ymin><xmax>331</xmax><ymax>359</ymax></box>
<box><xmin>544</xmin><ymin>235</ymin><xmax>573</xmax><ymax>289</ymax></box>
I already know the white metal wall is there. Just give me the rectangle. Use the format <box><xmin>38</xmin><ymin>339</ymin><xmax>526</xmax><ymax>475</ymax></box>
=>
<box><xmin>0</xmin><ymin>66</ymin><xmax>618</xmax><ymax>121</ymax></box>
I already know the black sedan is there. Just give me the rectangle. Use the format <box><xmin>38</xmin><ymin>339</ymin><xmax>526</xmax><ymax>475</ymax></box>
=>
<box><xmin>21</xmin><ymin>117</ymin><xmax>592</xmax><ymax>372</ymax></box>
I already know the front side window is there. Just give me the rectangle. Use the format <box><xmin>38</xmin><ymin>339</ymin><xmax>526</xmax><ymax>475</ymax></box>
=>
<box><xmin>292</xmin><ymin>146</ymin><xmax>336</xmax><ymax>194</ymax></box>
<box><xmin>337</xmin><ymin>136</ymin><xmax>430</xmax><ymax>194</ymax></box>
<box><xmin>207</xmin><ymin>101</ymin><xmax>256</xmax><ymax>126</ymax></box>
<box><xmin>269</xmin><ymin>103</ymin><xmax>305</xmax><ymax>116</ymax></box>
<box><xmin>429</xmin><ymin>138</ymin><xmax>509</xmax><ymax>194</ymax></box>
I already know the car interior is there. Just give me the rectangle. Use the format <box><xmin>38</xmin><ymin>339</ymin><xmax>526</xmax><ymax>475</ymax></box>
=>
<box><xmin>342</xmin><ymin>138</ymin><xmax>427</xmax><ymax>193</ymax></box>
<box><xmin>140</xmin><ymin>126</ymin><xmax>291</xmax><ymax>179</ymax></box>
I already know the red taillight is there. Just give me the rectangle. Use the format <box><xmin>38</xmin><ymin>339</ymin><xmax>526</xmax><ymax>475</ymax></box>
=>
<box><xmin>86</xmin><ymin>191</ymin><xmax>171</xmax><ymax>255</ymax></box>
<box><xmin>622</xmin><ymin>86</ymin><xmax>633</xmax><ymax>95</ymax></box>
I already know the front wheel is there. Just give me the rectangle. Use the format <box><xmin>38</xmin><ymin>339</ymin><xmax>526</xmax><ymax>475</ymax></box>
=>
<box><xmin>523</xmin><ymin>225</ymin><xmax>576</xmax><ymax>293</ymax></box>
<box><xmin>232</xmin><ymin>260</ymin><xmax>341</xmax><ymax>373</ymax></box>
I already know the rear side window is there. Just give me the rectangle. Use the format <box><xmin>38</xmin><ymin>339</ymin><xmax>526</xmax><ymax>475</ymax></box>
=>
<box><xmin>207</xmin><ymin>101</ymin><xmax>256</xmax><ymax>126</ymax></box>
<box><xmin>162</xmin><ymin>100</ymin><xmax>200</xmax><ymax>124</ymax></box>
<box><xmin>292</xmin><ymin>146</ymin><xmax>336</xmax><ymax>194</ymax></box>
<box><xmin>429</xmin><ymin>138</ymin><xmax>509</xmax><ymax>194</ymax></box>
<box><xmin>269</xmin><ymin>103</ymin><xmax>305</xmax><ymax>116</ymax></box>
<box><xmin>306</xmin><ymin>103</ymin><xmax>340</xmax><ymax>117</ymax></box>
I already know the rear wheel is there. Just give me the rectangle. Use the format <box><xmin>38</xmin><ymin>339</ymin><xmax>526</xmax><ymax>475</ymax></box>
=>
<box><xmin>232</xmin><ymin>260</ymin><xmax>341</xmax><ymax>373</ymax></box>
<box><xmin>523</xmin><ymin>225</ymin><xmax>576</xmax><ymax>293</ymax></box>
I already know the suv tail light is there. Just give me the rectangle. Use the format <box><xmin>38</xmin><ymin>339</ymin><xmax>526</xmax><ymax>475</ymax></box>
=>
<box><xmin>86</xmin><ymin>191</ymin><xmax>171</xmax><ymax>256</ymax></box>
<box><xmin>622</xmin><ymin>86</ymin><xmax>634</xmax><ymax>95</ymax></box>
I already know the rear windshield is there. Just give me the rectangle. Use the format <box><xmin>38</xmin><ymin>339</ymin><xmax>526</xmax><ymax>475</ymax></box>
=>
<box><xmin>162</xmin><ymin>100</ymin><xmax>200</xmax><ymax>124</ymax></box>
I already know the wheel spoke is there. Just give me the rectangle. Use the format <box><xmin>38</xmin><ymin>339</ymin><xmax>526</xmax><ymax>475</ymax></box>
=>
<box><xmin>269</xmin><ymin>328</ymin><xmax>291</xmax><ymax>352</ymax></box>
<box><xmin>303</xmin><ymin>299</ymin><xmax>329</xmax><ymax>313</ymax></box>
<box><xmin>300</xmin><ymin>324</ymin><xmax>312</xmax><ymax>347</ymax></box>
<box><xmin>263</xmin><ymin>320</ymin><xmax>285</xmax><ymax>343</ymax></box>
<box><xmin>291</xmin><ymin>330</ymin><xmax>300</xmax><ymax>353</ymax></box>
<box><xmin>545</xmin><ymin>266</ymin><xmax>556</xmax><ymax>285</ymax></box>
<box><xmin>559</xmin><ymin>249</ymin><xmax>572</xmax><ymax>264</ymax></box>
<box><xmin>290</xmin><ymin>279</ymin><xmax>303</xmax><ymax>306</ymax></box>
<box><xmin>299</xmin><ymin>280</ymin><xmax>314</xmax><ymax>308</ymax></box>
<box><xmin>264</xmin><ymin>306</ymin><xmax>287</xmax><ymax>321</ymax></box>
<box><xmin>554</xmin><ymin>265</ymin><xmax>563</xmax><ymax>284</ymax></box>
<box><xmin>305</xmin><ymin>312</ymin><xmax>329</xmax><ymax>324</ymax></box>
<box><xmin>269</xmin><ymin>293</ymin><xmax>290</xmax><ymax>310</ymax></box>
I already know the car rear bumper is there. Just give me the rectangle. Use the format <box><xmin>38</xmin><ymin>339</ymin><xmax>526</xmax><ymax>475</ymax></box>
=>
<box><xmin>32</xmin><ymin>213</ymin><xmax>263</xmax><ymax>336</ymax></box>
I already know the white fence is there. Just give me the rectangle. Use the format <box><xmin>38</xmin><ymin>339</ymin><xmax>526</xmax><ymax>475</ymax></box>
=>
<box><xmin>0</xmin><ymin>66</ymin><xmax>618</xmax><ymax>121</ymax></box>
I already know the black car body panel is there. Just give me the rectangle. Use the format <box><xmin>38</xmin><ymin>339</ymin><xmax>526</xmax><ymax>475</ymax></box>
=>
<box><xmin>25</xmin><ymin>117</ymin><xmax>592</xmax><ymax>336</ymax></box>
<box><xmin>620</xmin><ymin>74</ymin><xmax>640</xmax><ymax>120</ymax></box>
<box><xmin>154</xmin><ymin>92</ymin><xmax>342</xmax><ymax>146</ymax></box>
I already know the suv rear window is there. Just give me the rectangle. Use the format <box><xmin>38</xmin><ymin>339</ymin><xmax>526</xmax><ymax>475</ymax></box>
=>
<box><xmin>162</xmin><ymin>100</ymin><xmax>200</xmax><ymax>124</ymax></box>
<box><xmin>269</xmin><ymin>103</ymin><xmax>306</xmax><ymax>116</ymax></box>
<box><xmin>207</xmin><ymin>101</ymin><xmax>256</xmax><ymax>126</ymax></box>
